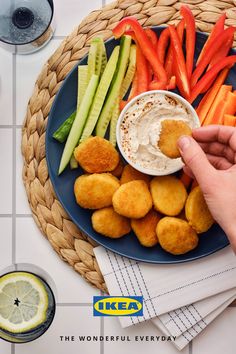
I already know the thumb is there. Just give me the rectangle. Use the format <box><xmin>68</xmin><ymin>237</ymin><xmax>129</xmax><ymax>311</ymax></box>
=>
<box><xmin>178</xmin><ymin>136</ymin><xmax>215</xmax><ymax>187</ymax></box>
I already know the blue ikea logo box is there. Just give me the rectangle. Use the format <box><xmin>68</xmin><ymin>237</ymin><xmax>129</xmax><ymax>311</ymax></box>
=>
<box><xmin>93</xmin><ymin>296</ymin><xmax>143</xmax><ymax>316</ymax></box>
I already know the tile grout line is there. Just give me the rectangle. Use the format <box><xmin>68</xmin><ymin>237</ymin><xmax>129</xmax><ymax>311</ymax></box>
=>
<box><xmin>100</xmin><ymin>289</ymin><xmax>104</xmax><ymax>354</ymax></box>
<box><xmin>56</xmin><ymin>303</ymin><xmax>93</xmax><ymax>306</ymax></box>
<box><xmin>12</xmin><ymin>51</ymin><xmax>16</xmax><ymax>267</ymax></box>
<box><xmin>189</xmin><ymin>341</ymin><xmax>193</xmax><ymax>354</ymax></box>
<box><xmin>0</xmin><ymin>214</ymin><xmax>32</xmax><ymax>217</ymax></box>
<box><xmin>12</xmin><ymin>48</ymin><xmax>16</xmax><ymax>354</ymax></box>
<box><xmin>100</xmin><ymin>317</ymin><xmax>104</xmax><ymax>354</ymax></box>
<box><xmin>102</xmin><ymin>0</ymin><xmax>106</xmax><ymax>6</ymax></box>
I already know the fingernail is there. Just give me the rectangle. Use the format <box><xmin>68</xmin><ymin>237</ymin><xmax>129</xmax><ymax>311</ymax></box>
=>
<box><xmin>178</xmin><ymin>136</ymin><xmax>191</xmax><ymax>152</ymax></box>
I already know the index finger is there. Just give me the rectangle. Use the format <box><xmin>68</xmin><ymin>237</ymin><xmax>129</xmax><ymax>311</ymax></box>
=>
<box><xmin>192</xmin><ymin>125</ymin><xmax>236</xmax><ymax>150</ymax></box>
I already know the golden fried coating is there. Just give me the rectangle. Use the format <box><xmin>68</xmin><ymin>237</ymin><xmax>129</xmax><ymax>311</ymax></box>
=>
<box><xmin>157</xmin><ymin>217</ymin><xmax>198</xmax><ymax>255</ymax></box>
<box><xmin>185</xmin><ymin>186</ymin><xmax>214</xmax><ymax>233</ymax></box>
<box><xmin>131</xmin><ymin>210</ymin><xmax>161</xmax><ymax>247</ymax></box>
<box><xmin>92</xmin><ymin>207</ymin><xmax>131</xmax><ymax>238</ymax></box>
<box><xmin>111</xmin><ymin>159</ymin><xmax>124</xmax><ymax>178</ymax></box>
<box><xmin>158</xmin><ymin>119</ymin><xmax>192</xmax><ymax>158</ymax></box>
<box><xmin>120</xmin><ymin>164</ymin><xmax>151</xmax><ymax>186</ymax></box>
<box><xmin>150</xmin><ymin>176</ymin><xmax>187</xmax><ymax>216</ymax></box>
<box><xmin>112</xmin><ymin>180</ymin><xmax>152</xmax><ymax>219</ymax></box>
<box><xmin>74</xmin><ymin>173</ymin><xmax>120</xmax><ymax>209</ymax></box>
<box><xmin>74</xmin><ymin>136</ymin><xmax>119</xmax><ymax>173</ymax></box>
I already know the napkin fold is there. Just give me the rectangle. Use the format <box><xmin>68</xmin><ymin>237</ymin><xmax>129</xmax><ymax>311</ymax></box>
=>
<box><xmin>94</xmin><ymin>246</ymin><xmax>236</xmax><ymax>350</ymax></box>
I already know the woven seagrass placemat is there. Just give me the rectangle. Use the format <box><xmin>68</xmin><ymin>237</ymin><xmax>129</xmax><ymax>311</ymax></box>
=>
<box><xmin>21</xmin><ymin>0</ymin><xmax>236</xmax><ymax>293</ymax></box>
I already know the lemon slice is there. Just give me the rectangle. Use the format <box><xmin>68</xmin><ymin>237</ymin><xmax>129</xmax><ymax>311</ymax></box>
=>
<box><xmin>0</xmin><ymin>272</ymin><xmax>48</xmax><ymax>333</ymax></box>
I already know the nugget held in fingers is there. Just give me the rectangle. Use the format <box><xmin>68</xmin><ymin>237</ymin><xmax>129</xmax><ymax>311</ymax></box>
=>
<box><xmin>131</xmin><ymin>210</ymin><xmax>161</xmax><ymax>247</ymax></box>
<box><xmin>120</xmin><ymin>164</ymin><xmax>151</xmax><ymax>186</ymax></box>
<box><xmin>157</xmin><ymin>217</ymin><xmax>198</xmax><ymax>255</ymax></box>
<box><xmin>185</xmin><ymin>186</ymin><xmax>214</xmax><ymax>233</ymax></box>
<box><xmin>113</xmin><ymin>180</ymin><xmax>152</xmax><ymax>218</ymax></box>
<box><xmin>150</xmin><ymin>176</ymin><xmax>187</xmax><ymax>216</ymax></box>
<box><xmin>74</xmin><ymin>173</ymin><xmax>120</xmax><ymax>209</ymax></box>
<box><xmin>158</xmin><ymin>120</ymin><xmax>192</xmax><ymax>158</ymax></box>
<box><xmin>92</xmin><ymin>207</ymin><xmax>131</xmax><ymax>238</ymax></box>
<box><xmin>74</xmin><ymin>136</ymin><xmax>119</xmax><ymax>173</ymax></box>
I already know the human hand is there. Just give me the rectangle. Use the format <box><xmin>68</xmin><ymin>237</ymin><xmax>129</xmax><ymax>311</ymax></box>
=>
<box><xmin>178</xmin><ymin>125</ymin><xmax>236</xmax><ymax>252</ymax></box>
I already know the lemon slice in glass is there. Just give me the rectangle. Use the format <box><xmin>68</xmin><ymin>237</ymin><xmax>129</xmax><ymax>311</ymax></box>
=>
<box><xmin>0</xmin><ymin>272</ymin><xmax>49</xmax><ymax>333</ymax></box>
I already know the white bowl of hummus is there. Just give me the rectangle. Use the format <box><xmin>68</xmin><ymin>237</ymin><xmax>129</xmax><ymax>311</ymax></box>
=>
<box><xmin>116</xmin><ymin>90</ymin><xmax>200</xmax><ymax>176</ymax></box>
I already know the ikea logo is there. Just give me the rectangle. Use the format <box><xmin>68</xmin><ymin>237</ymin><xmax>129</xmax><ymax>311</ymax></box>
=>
<box><xmin>93</xmin><ymin>296</ymin><xmax>143</xmax><ymax>316</ymax></box>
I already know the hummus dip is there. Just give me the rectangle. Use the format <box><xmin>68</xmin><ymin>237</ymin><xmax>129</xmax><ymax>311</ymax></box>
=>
<box><xmin>119</xmin><ymin>92</ymin><xmax>199</xmax><ymax>175</ymax></box>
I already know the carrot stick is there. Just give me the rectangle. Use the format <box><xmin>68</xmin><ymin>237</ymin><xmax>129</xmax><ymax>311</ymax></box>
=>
<box><xmin>223</xmin><ymin>114</ymin><xmax>236</xmax><ymax>126</ymax></box>
<box><xmin>223</xmin><ymin>91</ymin><xmax>236</xmax><ymax>115</ymax></box>
<box><xmin>209</xmin><ymin>100</ymin><xmax>227</xmax><ymax>125</ymax></box>
<box><xmin>203</xmin><ymin>84</ymin><xmax>232</xmax><ymax>125</ymax></box>
<box><xmin>196</xmin><ymin>68</ymin><xmax>229</xmax><ymax>124</ymax></box>
<box><xmin>180</xmin><ymin>171</ymin><xmax>192</xmax><ymax>189</ymax></box>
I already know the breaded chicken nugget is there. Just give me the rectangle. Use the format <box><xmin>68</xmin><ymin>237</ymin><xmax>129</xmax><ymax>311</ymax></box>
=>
<box><xmin>92</xmin><ymin>207</ymin><xmax>131</xmax><ymax>238</ymax></box>
<box><xmin>159</xmin><ymin>120</ymin><xmax>192</xmax><ymax>158</ymax></box>
<box><xmin>112</xmin><ymin>180</ymin><xmax>152</xmax><ymax>218</ymax></box>
<box><xmin>111</xmin><ymin>159</ymin><xmax>124</xmax><ymax>178</ymax></box>
<box><xmin>131</xmin><ymin>210</ymin><xmax>161</xmax><ymax>247</ymax></box>
<box><xmin>74</xmin><ymin>136</ymin><xmax>119</xmax><ymax>173</ymax></box>
<box><xmin>185</xmin><ymin>186</ymin><xmax>214</xmax><ymax>233</ymax></box>
<box><xmin>74</xmin><ymin>173</ymin><xmax>119</xmax><ymax>209</ymax></box>
<box><xmin>150</xmin><ymin>176</ymin><xmax>187</xmax><ymax>216</ymax></box>
<box><xmin>157</xmin><ymin>217</ymin><xmax>198</xmax><ymax>255</ymax></box>
<box><xmin>120</xmin><ymin>164</ymin><xmax>151</xmax><ymax>186</ymax></box>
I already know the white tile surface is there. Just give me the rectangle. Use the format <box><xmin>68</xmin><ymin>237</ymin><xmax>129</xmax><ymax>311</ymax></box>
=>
<box><xmin>104</xmin><ymin>317</ymin><xmax>189</xmax><ymax>354</ymax></box>
<box><xmin>0</xmin><ymin>129</ymin><xmax>12</xmax><ymax>214</ymax></box>
<box><xmin>15</xmin><ymin>306</ymin><xmax>100</xmax><ymax>354</ymax></box>
<box><xmin>193</xmin><ymin>308</ymin><xmax>236</xmax><ymax>354</ymax></box>
<box><xmin>0</xmin><ymin>339</ymin><xmax>11</xmax><ymax>354</ymax></box>
<box><xmin>0</xmin><ymin>47</ymin><xmax>13</xmax><ymax>125</ymax></box>
<box><xmin>16</xmin><ymin>39</ymin><xmax>61</xmax><ymax>125</ymax></box>
<box><xmin>16</xmin><ymin>128</ymin><xmax>30</xmax><ymax>214</ymax></box>
<box><xmin>15</xmin><ymin>217</ymin><xmax>100</xmax><ymax>303</ymax></box>
<box><xmin>54</xmin><ymin>0</ymin><xmax>102</xmax><ymax>36</ymax></box>
<box><xmin>0</xmin><ymin>218</ymin><xmax>12</xmax><ymax>270</ymax></box>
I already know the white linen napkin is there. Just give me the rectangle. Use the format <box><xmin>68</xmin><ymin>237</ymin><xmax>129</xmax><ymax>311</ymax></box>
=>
<box><xmin>94</xmin><ymin>246</ymin><xmax>236</xmax><ymax>350</ymax></box>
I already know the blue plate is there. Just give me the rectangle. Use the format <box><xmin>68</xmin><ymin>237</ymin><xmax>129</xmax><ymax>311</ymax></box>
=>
<box><xmin>46</xmin><ymin>28</ymin><xmax>235</xmax><ymax>263</ymax></box>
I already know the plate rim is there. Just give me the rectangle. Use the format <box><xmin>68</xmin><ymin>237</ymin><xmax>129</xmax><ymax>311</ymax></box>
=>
<box><xmin>46</xmin><ymin>27</ymin><xmax>230</xmax><ymax>264</ymax></box>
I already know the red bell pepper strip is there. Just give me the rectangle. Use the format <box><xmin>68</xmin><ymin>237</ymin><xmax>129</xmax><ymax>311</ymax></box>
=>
<box><xmin>208</xmin><ymin>33</ymin><xmax>233</xmax><ymax>70</ymax></box>
<box><xmin>136</xmin><ymin>43</ymin><xmax>149</xmax><ymax>93</ymax></box>
<box><xmin>189</xmin><ymin>55</ymin><xmax>236</xmax><ymax>103</ymax></box>
<box><xmin>157</xmin><ymin>27</ymin><xmax>170</xmax><ymax>65</ymax></box>
<box><xmin>145</xmin><ymin>28</ymin><xmax>158</xmax><ymax>48</ymax></box>
<box><xmin>180</xmin><ymin>5</ymin><xmax>196</xmax><ymax>79</ymax></box>
<box><xmin>165</xmin><ymin>19</ymin><xmax>185</xmax><ymax>79</ymax></box>
<box><xmin>200</xmin><ymin>34</ymin><xmax>233</xmax><ymax>93</ymax></box>
<box><xmin>113</xmin><ymin>17</ymin><xmax>167</xmax><ymax>88</ymax></box>
<box><xmin>149</xmin><ymin>75</ymin><xmax>176</xmax><ymax>91</ymax></box>
<box><xmin>123</xmin><ymin>29</ymin><xmax>151</xmax><ymax>90</ymax></box>
<box><xmin>169</xmin><ymin>25</ymin><xmax>190</xmax><ymax>99</ymax></box>
<box><xmin>191</xmin><ymin>26</ymin><xmax>236</xmax><ymax>88</ymax></box>
<box><xmin>196</xmin><ymin>13</ymin><xmax>226</xmax><ymax>65</ymax></box>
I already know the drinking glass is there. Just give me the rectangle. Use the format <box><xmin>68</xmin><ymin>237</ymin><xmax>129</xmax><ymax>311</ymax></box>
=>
<box><xmin>0</xmin><ymin>0</ymin><xmax>55</xmax><ymax>53</ymax></box>
<box><xmin>0</xmin><ymin>264</ymin><xmax>56</xmax><ymax>343</ymax></box>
